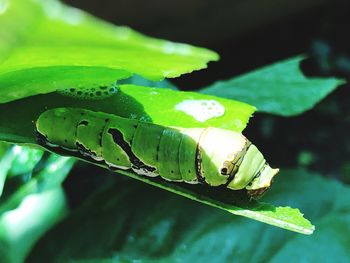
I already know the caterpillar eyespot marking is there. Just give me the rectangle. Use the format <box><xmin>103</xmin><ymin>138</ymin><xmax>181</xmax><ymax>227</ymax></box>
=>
<box><xmin>35</xmin><ymin>108</ymin><xmax>279</xmax><ymax>199</ymax></box>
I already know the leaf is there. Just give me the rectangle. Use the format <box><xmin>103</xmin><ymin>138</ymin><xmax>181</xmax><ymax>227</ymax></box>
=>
<box><xmin>26</xmin><ymin>168</ymin><xmax>331</xmax><ymax>262</ymax></box>
<box><xmin>0</xmin><ymin>86</ymin><xmax>312</xmax><ymax>234</ymax></box>
<box><xmin>0</xmin><ymin>146</ymin><xmax>12</xmax><ymax>196</ymax></box>
<box><xmin>0</xmin><ymin>187</ymin><xmax>68</xmax><ymax>263</ymax></box>
<box><xmin>0</xmin><ymin>0</ymin><xmax>218</xmax><ymax>103</ymax></box>
<box><xmin>0</xmin><ymin>142</ymin><xmax>9</xmax><ymax>157</ymax></box>
<box><xmin>200</xmin><ymin>56</ymin><xmax>345</xmax><ymax>116</ymax></box>
<box><xmin>0</xmin><ymin>84</ymin><xmax>255</xmax><ymax>144</ymax></box>
<box><xmin>0</xmin><ymin>145</ymin><xmax>75</xmax><ymax>214</ymax></box>
<box><xmin>6</xmin><ymin>145</ymin><xmax>43</xmax><ymax>177</ymax></box>
<box><xmin>0</xmin><ymin>144</ymin><xmax>43</xmax><ymax>196</ymax></box>
<box><xmin>106</xmin><ymin>168</ymin><xmax>314</xmax><ymax>235</ymax></box>
<box><xmin>0</xmin><ymin>144</ymin><xmax>75</xmax><ymax>263</ymax></box>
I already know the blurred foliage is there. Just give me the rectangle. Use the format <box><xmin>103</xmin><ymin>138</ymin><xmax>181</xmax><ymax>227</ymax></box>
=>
<box><xmin>0</xmin><ymin>143</ymin><xmax>75</xmax><ymax>263</ymax></box>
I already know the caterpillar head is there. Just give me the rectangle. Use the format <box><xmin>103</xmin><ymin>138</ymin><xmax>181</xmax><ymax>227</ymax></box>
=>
<box><xmin>199</xmin><ymin>128</ymin><xmax>279</xmax><ymax>199</ymax></box>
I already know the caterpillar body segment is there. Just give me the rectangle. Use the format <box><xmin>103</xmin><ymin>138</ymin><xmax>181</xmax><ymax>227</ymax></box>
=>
<box><xmin>35</xmin><ymin>108</ymin><xmax>279</xmax><ymax>199</ymax></box>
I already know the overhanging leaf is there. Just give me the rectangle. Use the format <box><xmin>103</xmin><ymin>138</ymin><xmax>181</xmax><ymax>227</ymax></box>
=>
<box><xmin>0</xmin><ymin>0</ymin><xmax>218</xmax><ymax>103</ymax></box>
<box><xmin>200</xmin><ymin>56</ymin><xmax>345</xmax><ymax>116</ymax></box>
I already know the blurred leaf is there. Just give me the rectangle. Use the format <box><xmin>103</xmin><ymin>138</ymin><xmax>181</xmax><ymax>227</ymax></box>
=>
<box><xmin>0</xmin><ymin>85</ymin><xmax>255</xmax><ymax>144</ymax></box>
<box><xmin>0</xmin><ymin>142</ymin><xmax>10</xmax><ymax>157</ymax></box>
<box><xmin>0</xmin><ymin>144</ymin><xmax>43</xmax><ymax>196</ymax></box>
<box><xmin>200</xmin><ymin>56</ymin><xmax>345</xmax><ymax>116</ymax></box>
<box><xmin>7</xmin><ymin>145</ymin><xmax>43</xmax><ymax>177</ymax></box>
<box><xmin>0</xmin><ymin>146</ymin><xmax>13</xmax><ymax>196</ymax></box>
<box><xmin>0</xmin><ymin>144</ymin><xmax>75</xmax><ymax>262</ymax></box>
<box><xmin>0</xmin><ymin>154</ymin><xmax>75</xmax><ymax>214</ymax></box>
<box><xmin>0</xmin><ymin>187</ymin><xmax>68</xmax><ymax>263</ymax></box>
<box><xmin>27</xmin><ymin>169</ymin><xmax>350</xmax><ymax>262</ymax></box>
<box><xmin>34</xmin><ymin>154</ymin><xmax>75</xmax><ymax>191</ymax></box>
<box><xmin>0</xmin><ymin>0</ymin><xmax>218</xmax><ymax>103</ymax></box>
<box><xmin>0</xmin><ymin>144</ymin><xmax>43</xmax><ymax>200</ymax></box>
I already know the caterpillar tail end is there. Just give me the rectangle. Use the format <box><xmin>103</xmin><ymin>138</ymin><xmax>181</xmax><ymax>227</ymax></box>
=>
<box><xmin>246</xmin><ymin>167</ymin><xmax>279</xmax><ymax>200</ymax></box>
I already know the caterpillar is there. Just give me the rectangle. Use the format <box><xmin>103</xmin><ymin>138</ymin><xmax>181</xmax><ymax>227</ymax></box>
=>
<box><xmin>35</xmin><ymin>108</ymin><xmax>279</xmax><ymax>199</ymax></box>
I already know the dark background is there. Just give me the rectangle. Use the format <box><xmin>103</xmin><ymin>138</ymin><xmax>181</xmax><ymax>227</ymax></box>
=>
<box><xmin>63</xmin><ymin>0</ymin><xmax>350</xmax><ymax>182</ymax></box>
<box><xmin>64</xmin><ymin>0</ymin><xmax>350</xmax><ymax>87</ymax></box>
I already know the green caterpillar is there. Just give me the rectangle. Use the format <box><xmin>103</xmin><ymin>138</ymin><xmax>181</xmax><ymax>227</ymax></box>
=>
<box><xmin>35</xmin><ymin>108</ymin><xmax>278</xmax><ymax>199</ymax></box>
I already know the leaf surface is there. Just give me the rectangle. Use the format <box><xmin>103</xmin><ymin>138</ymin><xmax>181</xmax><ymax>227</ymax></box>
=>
<box><xmin>201</xmin><ymin>56</ymin><xmax>345</xmax><ymax>116</ymax></box>
<box><xmin>0</xmin><ymin>0</ymin><xmax>218</xmax><ymax>103</ymax></box>
<box><xmin>27</xmin><ymin>169</ymin><xmax>332</xmax><ymax>262</ymax></box>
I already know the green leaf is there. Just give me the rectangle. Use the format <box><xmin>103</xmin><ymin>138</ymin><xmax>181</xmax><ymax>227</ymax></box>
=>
<box><xmin>0</xmin><ymin>187</ymin><xmax>68</xmax><ymax>263</ymax></box>
<box><xmin>107</xmin><ymin>169</ymin><xmax>313</xmax><ymax>235</ymax></box>
<box><xmin>0</xmin><ymin>144</ymin><xmax>43</xmax><ymax>196</ymax></box>
<box><xmin>0</xmin><ymin>144</ymin><xmax>74</xmax><ymax>263</ymax></box>
<box><xmin>0</xmin><ymin>86</ymin><xmax>311</xmax><ymax>234</ymax></box>
<box><xmin>27</xmin><ymin>168</ymin><xmax>331</xmax><ymax>262</ymax></box>
<box><xmin>6</xmin><ymin>145</ymin><xmax>43</xmax><ymax>177</ymax></box>
<box><xmin>0</xmin><ymin>85</ymin><xmax>255</xmax><ymax>144</ymax></box>
<box><xmin>0</xmin><ymin>147</ymin><xmax>12</xmax><ymax>196</ymax></box>
<box><xmin>0</xmin><ymin>0</ymin><xmax>218</xmax><ymax>103</ymax></box>
<box><xmin>0</xmin><ymin>147</ymin><xmax>75</xmax><ymax>214</ymax></box>
<box><xmin>200</xmin><ymin>56</ymin><xmax>345</xmax><ymax>116</ymax></box>
<box><xmin>0</xmin><ymin>142</ymin><xmax>10</xmax><ymax>157</ymax></box>
<box><xmin>24</xmin><ymin>171</ymin><xmax>327</xmax><ymax>262</ymax></box>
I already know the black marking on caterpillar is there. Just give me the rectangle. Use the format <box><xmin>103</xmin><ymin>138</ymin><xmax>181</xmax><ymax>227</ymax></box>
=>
<box><xmin>108</xmin><ymin>128</ymin><xmax>156</xmax><ymax>173</ymax></box>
